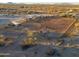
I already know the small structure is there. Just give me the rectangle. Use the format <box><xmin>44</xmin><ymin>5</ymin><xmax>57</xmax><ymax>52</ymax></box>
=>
<box><xmin>10</xmin><ymin>17</ymin><xmax>28</xmax><ymax>26</ymax></box>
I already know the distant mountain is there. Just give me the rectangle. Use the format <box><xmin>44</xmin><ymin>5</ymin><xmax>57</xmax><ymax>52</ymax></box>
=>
<box><xmin>7</xmin><ymin>2</ymin><xmax>16</xmax><ymax>4</ymax></box>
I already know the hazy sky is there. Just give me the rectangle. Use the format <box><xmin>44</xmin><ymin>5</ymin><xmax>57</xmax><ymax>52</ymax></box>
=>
<box><xmin>0</xmin><ymin>0</ymin><xmax>79</xmax><ymax>3</ymax></box>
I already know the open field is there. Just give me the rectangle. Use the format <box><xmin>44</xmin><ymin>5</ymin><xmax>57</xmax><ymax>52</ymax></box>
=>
<box><xmin>1</xmin><ymin>4</ymin><xmax>79</xmax><ymax>14</ymax></box>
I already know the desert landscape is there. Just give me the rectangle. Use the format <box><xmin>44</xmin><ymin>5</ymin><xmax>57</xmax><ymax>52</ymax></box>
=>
<box><xmin>0</xmin><ymin>3</ymin><xmax>79</xmax><ymax>57</ymax></box>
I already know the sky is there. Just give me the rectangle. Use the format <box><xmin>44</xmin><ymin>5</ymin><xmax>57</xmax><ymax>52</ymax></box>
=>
<box><xmin>0</xmin><ymin>0</ymin><xmax>79</xmax><ymax>3</ymax></box>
